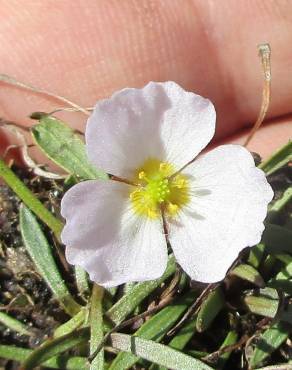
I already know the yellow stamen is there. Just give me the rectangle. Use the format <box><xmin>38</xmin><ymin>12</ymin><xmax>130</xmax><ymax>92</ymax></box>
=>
<box><xmin>130</xmin><ymin>158</ymin><xmax>190</xmax><ymax>219</ymax></box>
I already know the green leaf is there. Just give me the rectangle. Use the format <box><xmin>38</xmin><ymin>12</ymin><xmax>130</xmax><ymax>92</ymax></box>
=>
<box><xmin>218</xmin><ymin>330</ymin><xmax>238</xmax><ymax>368</ymax></box>
<box><xmin>267</xmin><ymin>187</ymin><xmax>292</xmax><ymax>223</ymax></box>
<box><xmin>248</xmin><ymin>243</ymin><xmax>265</xmax><ymax>269</ymax></box>
<box><xmin>255</xmin><ymin>365</ymin><xmax>292</xmax><ymax>370</ymax></box>
<box><xmin>90</xmin><ymin>285</ymin><xmax>104</xmax><ymax>370</ymax></box>
<box><xmin>54</xmin><ymin>308</ymin><xmax>88</xmax><ymax>338</ymax></box>
<box><xmin>110</xmin><ymin>333</ymin><xmax>213</xmax><ymax>370</ymax></box>
<box><xmin>263</xmin><ymin>224</ymin><xmax>292</xmax><ymax>255</ymax></box>
<box><xmin>249</xmin><ymin>321</ymin><xmax>290</xmax><ymax>367</ymax></box>
<box><xmin>20</xmin><ymin>205</ymin><xmax>81</xmax><ymax>316</ymax></box>
<box><xmin>109</xmin><ymin>292</ymin><xmax>195</xmax><ymax>370</ymax></box>
<box><xmin>0</xmin><ymin>159</ymin><xmax>63</xmax><ymax>238</ymax></box>
<box><xmin>268</xmin><ymin>259</ymin><xmax>292</xmax><ymax>295</ymax></box>
<box><xmin>22</xmin><ymin>327</ymin><xmax>89</xmax><ymax>370</ymax></box>
<box><xmin>75</xmin><ymin>266</ymin><xmax>90</xmax><ymax>299</ymax></box>
<box><xmin>106</xmin><ymin>255</ymin><xmax>176</xmax><ymax>326</ymax></box>
<box><xmin>259</xmin><ymin>140</ymin><xmax>292</xmax><ymax>175</ymax></box>
<box><xmin>0</xmin><ymin>345</ymin><xmax>89</xmax><ymax>370</ymax></box>
<box><xmin>231</xmin><ymin>264</ymin><xmax>265</xmax><ymax>287</ymax></box>
<box><xmin>31</xmin><ymin>115</ymin><xmax>107</xmax><ymax>180</ymax></box>
<box><xmin>244</xmin><ymin>287</ymin><xmax>279</xmax><ymax>318</ymax></box>
<box><xmin>152</xmin><ymin>317</ymin><xmax>198</xmax><ymax>370</ymax></box>
<box><xmin>0</xmin><ymin>312</ymin><xmax>31</xmax><ymax>336</ymax></box>
<box><xmin>196</xmin><ymin>287</ymin><xmax>225</xmax><ymax>332</ymax></box>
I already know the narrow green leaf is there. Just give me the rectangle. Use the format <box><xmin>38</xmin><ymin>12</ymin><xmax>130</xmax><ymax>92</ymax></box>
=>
<box><xmin>249</xmin><ymin>321</ymin><xmax>290</xmax><ymax>367</ymax></box>
<box><xmin>274</xmin><ymin>260</ymin><xmax>292</xmax><ymax>280</ymax></box>
<box><xmin>110</xmin><ymin>333</ymin><xmax>213</xmax><ymax>370</ymax></box>
<box><xmin>244</xmin><ymin>288</ymin><xmax>279</xmax><ymax>318</ymax></box>
<box><xmin>107</xmin><ymin>255</ymin><xmax>176</xmax><ymax>326</ymax></box>
<box><xmin>248</xmin><ymin>243</ymin><xmax>265</xmax><ymax>269</ymax></box>
<box><xmin>0</xmin><ymin>159</ymin><xmax>63</xmax><ymax>238</ymax></box>
<box><xmin>109</xmin><ymin>292</ymin><xmax>195</xmax><ymax>370</ymax></box>
<box><xmin>267</xmin><ymin>187</ymin><xmax>292</xmax><ymax>223</ymax></box>
<box><xmin>22</xmin><ymin>327</ymin><xmax>89</xmax><ymax>370</ymax></box>
<box><xmin>196</xmin><ymin>287</ymin><xmax>225</xmax><ymax>332</ymax></box>
<box><xmin>255</xmin><ymin>365</ymin><xmax>292</xmax><ymax>370</ymax></box>
<box><xmin>187</xmin><ymin>350</ymin><xmax>208</xmax><ymax>359</ymax></box>
<box><xmin>268</xmin><ymin>258</ymin><xmax>292</xmax><ymax>294</ymax></box>
<box><xmin>20</xmin><ymin>205</ymin><xmax>81</xmax><ymax>316</ymax></box>
<box><xmin>263</xmin><ymin>224</ymin><xmax>292</xmax><ymax>255</ymax></box>
<box><xmin>90</xmin><ymin>285</ymin><xmax>104</xmax><ymax>370</ymax></box>
<box><xmin>259</xmin><ymin>140</ymin><xmax>292</xmax><ymax>175</ymax></box>
<box><xmin>0</xmin><ymin>344</ymin><xmax>89</xmax><ymax>369</ymax></box>
<box><xmin>166</xmin><ymin>316</ymin><xmax>197</xmax><ymax>350</ymax></box>
<box><xmin>54</xmin><ymin>308</ymin><xmax>87</xmax><ymax>338</ymax></box>
<box><xmin>218</xmin><ymin>330</ymin><xmax>238</xmax><ymax>368</ymax></box>
<box><xmin>153</xmin><ymin>317</ymin><xmax>197</xmax><ymax>370</ymax></box>
<box><xmin>75</xmin><ymin>266</ymin><xmax>90</xmax><ymax>298</ymax></box>
<box><xmin>231</xmin><ymin>264</ymin><xmax>265</xmax><ymax>287</ymax></box>
<box><xmin>0</xmin><ymin>312</ymin><xmax>31</xmax><ymax>336</ymax></box>
<box><xmin>274</xmin><ymin>253</ymin><xmax>292</xmax><ymax>264</ymax></box>
<box><xmin>32</xmin><ymin>115</ymin><xmax>107</xmax><ymax>180</ymax></box>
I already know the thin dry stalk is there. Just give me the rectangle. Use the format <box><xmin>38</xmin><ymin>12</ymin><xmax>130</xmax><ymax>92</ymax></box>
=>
<box><xmin>0</xmin><ymin>74</ymin><xmax>90</xmax><ymax>116</ymax></box>
<box><xmin>244</xmin><ymin>44</ymin><xmax>271</xmax><ymax>146</ymax></box>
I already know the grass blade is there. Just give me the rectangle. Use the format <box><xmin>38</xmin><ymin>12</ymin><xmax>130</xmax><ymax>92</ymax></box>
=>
<box><xmin>244</xmin><ymin>288</ymin><xmax>279</xmax><ymax>318</ymax></box>
<box><xmin>75</xmin><ymin>266</ymin><xmax>90</xmax><ymax>299</ymax></box>
<box><xmin>259</xmin><ymin>141</ymin><xmax>292</xmax><ymax>175</ymax></box>
<box><xmin>90</xmin><ymin>285</ymin><xmax>104</xmax><ymax>370</ymax></box>
<box><xmin>20</xmin><ymin>205</ymin><xmax>81</xmax><ymax>316</ymax></box>
<box><xmin>0</xmin><ymin>312</ymin><xmax>31</xmax><ymax>336</ymax></box>
<box><xmin>0</xmin><ymin>159</ymin><xmax>63</xmax><ymax>238</ymax></box>
<box><xmin>152</xmin><ymin>317</ymin><xmax>198</xmax><ymax>370</ymax></box>
<box><xmin>0</xmin><ymin>344</ymin><xmax>88</xmax><ymax>369</ymax></box>
<box><xmin>110</xmin><ymin>333</ymin><xmax>213</xmax><ymax>370</ymax></box>
<box><xmin>231</xmin><ymin>264</ymin><xmax>265</xmax><ymax>287</ymax></box>
<box><xmin>54</xmin><ymin>309</ymin><xmax>88</xmax><ymax>338</ymax></box>
<box><xmin>196</xmin><ymin>287</ymin><xmax>225</xmax><ymax>332</ymax></box>
<box><xmin>249</xmin><ymin>321</ymin><xmax>290</xmax><ymax>367</ymax></box>
<box><xmin>218</xmin><ymin>330</ymin><xmax>238</xmax><ymax>369</ymax></box>
<box><xmin>263</xmin><ymin>224</ymin><xmax>292</xmax><ymax>255</ymax></box>
<box><xmin>109</xmin><ymin>292</ymin><xmax>195</xmax><ymax>370</ymax></box>
<box><xmin>22</xmin><ymin>327</ymin><xmax>89</xmax><ymax>370</ymax></box>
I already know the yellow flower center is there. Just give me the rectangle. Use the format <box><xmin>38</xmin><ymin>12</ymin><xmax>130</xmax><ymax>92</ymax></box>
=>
<box><xmin>130</xmin><ymin>158</ymin><xmax>190</xmax><ymax>219</ymax></box>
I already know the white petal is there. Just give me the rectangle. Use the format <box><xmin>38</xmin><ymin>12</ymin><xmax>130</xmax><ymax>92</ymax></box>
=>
<box><xmin>86</xmin><ymin>81</ymin><xmax>215</xmax><ymax>178</ymax></box>
<box><xmin>168</xmin><ymin>145</ymin><xmax>273</xmax><ymax>283</ymax></box>
<box><xmin>61</xmin><ymin>180</ymin><xmax>167</xmax><ymax>287</ymax></box>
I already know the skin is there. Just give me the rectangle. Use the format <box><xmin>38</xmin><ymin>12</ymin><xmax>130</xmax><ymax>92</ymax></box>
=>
<box><xmin>0</xmin><ymin>0</ymin><xmax>291</xmax><ymax>161</ymax></box>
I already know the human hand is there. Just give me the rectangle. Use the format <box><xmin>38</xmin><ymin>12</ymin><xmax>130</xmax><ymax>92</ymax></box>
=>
<box><xmin>0</xmin><ymin>0</ymin><xmax>291</xmax><ymax>160</ymax></box>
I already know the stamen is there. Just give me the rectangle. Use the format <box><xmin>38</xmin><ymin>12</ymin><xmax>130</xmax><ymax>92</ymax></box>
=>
<box><xmin>138</xmin><ymin>171</ymin><xmax>150</xmax><ymax>183</ymax></box>
<box><xmin>159</xmin><ymin>163</ymin><xmax>169</xmax><ymax>172</ymax></box>
<box><xmin>167</xmin><ymin>203</ymin><xmax>179</xmax><ymax>216</ymax></box>
<box><xmin>130</xmin><ymin>159</ymin><xmax>190</xmax><ymax>219</ymax></box>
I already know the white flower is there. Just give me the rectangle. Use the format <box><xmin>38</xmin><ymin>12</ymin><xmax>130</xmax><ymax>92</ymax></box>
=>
<box><xmin>61</xmin><ymin>81</ymin><xmax>273</xmax><ymax>287</ymax></box>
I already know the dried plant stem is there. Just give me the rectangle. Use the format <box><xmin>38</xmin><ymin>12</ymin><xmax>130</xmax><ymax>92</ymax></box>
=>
<box><xmin>0</xmin><ymin>74</ymin><xmax>90</xmax><ymax>116</ymax></box>
<box><xmin>244</xmin><ymin>44</ymin><xmax>271</xmax><ymax>147</ymax></box>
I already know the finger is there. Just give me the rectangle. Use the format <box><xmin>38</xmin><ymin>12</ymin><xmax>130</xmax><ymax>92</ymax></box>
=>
<box><xmin>0</xmin><ymin>1</ymin><xmax>292</xmax><ymax>141</ymax></box>
<box><xmin>220</xmin><ymin>115</ymin><xmax>292</xmax><ymax>159</ymax></box>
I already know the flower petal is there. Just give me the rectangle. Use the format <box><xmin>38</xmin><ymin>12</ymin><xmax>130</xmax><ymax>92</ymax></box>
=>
<box><xmin>168</xmin><ymin>145</ymin><xmax>273</xmax><ymax>283</ymax></box>
<box><xmin>86</xmin><ymin>81</ymin><xmax>215</xmax><ymax>178</ymax></box>
<box><xmin>61</xmin><ymin>180</ymin><xmax>167</xmax><ymax>287</ymax></box>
